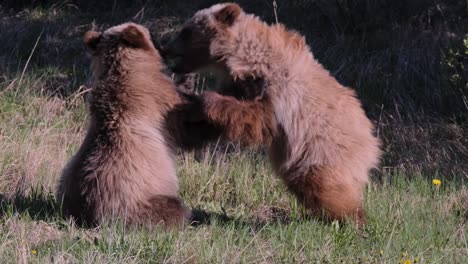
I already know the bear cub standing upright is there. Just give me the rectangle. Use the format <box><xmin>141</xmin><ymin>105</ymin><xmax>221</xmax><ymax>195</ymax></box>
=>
<box><xmin>57</xmin><ymin>23</ymin><xmax>198</xmax><ymax>228</ymax></box>
<box><xmin>162</xmin><ymin>3</ymin><xmax>381</xmax><ymax>226</ymax></box>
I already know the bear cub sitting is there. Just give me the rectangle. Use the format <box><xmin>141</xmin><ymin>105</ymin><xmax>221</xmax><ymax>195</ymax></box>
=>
<box><xmin>57</xmin><ymin>23</ymin><xmax>198</xmax><ymax>228</ymax></box>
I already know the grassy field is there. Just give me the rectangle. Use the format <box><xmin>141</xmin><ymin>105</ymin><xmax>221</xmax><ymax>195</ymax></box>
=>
<box><xmin>0</xmin><ymin>1</ymin><xmax>467</xmax><ymax>263</ymax></box>
<box><xmin>0</xmin><ymin>74</ymin><xmax>467</xmax><ymax>263</ymax></box>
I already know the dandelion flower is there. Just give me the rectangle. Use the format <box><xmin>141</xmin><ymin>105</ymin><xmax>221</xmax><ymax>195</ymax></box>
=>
<box><xmin>403</xmin><ymin>260</ymin><xmax>411</xmax><ymax>264</ymax></box>
<box><xmin>432</xmin><ymin>179</ymin><xmax>441</xmax><ymax>186</ymax></box>
<box><xmin>31</xmin><ymin>250</ymin><xmax>37</xmax><ymax>255</ymax></box>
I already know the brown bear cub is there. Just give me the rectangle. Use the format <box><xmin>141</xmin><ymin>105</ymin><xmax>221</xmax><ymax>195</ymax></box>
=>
<box><xmin>162</xmin><ymin>3</ymin><xmax>382</xmax><ymax>226</ymax></box>
<box><xmin>56</xmin><ymin>23</ymin><xmax>212</xmax><ymax>228</ymax></box>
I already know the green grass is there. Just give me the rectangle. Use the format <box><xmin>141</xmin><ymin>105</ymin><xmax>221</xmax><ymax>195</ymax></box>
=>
<box><xmin>0</xmin><ymin>2</ymin><xmax>466</xmax><ymax>262</ymax></box>
<box><xmin>0</xmin><ymin>76</ymin><xmax>467</xmax><ymax>263</ymax></box>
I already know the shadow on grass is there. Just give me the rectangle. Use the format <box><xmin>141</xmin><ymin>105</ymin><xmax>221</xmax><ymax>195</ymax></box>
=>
<box><xmin>0</xmin><ymin>190</ymin><xmax>364</xmax><ymax>232</ymax></box>
<box><xmin>0</xmin><ymin>188</ymin><xmax>60</xmax><ymax>221</ymax></box>
<box><xmin>191</xmin><ymin>206</ymin><xmax>375</xmax><ymax>233</ymax></box>
<box><xmin>190</xmin><ymin>206</ymin><xmax>295</xmax><ymax>231</ymax></box>
<box><xmin>190</xmin><ymin>208</ymin><xmax>233</xmax><ymax>227</ymax></box>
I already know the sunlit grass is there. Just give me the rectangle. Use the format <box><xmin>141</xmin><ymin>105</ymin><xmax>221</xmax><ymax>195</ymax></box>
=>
<box><xmin>0</xmin><ymin>74</ymin><xmax>466</xmax><ymax>263</ymax></box>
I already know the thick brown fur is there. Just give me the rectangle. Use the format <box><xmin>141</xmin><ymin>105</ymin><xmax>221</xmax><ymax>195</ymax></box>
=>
<box><xmin>56</xmin><ymin>23</ymin><xmax>217</xmax><ymax>229</ymax></box>
<box><xmin>201</xmin><ymin>90</ymin><xmax>276</xmax><ymax>146</ymax></box>
<box><xmin>162</xmin><ymin>3</ymin><xmax>382</xmax><ymax>226</ymax></box>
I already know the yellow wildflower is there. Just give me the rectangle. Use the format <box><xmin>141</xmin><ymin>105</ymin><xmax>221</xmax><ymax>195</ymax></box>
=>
<box><xmin>402</xmin><ymin>251</ymin><xmax>408</xmax><ymax>257</ymax></box>
<box><xmin>379</xmin><ymin>250</ymin><xmax>384</xmax><ymax>256</ymax></box>
<box><xmin>403</xmin><ymin>260</ymin><xmax>411</xmax><ymax>264</ymax></box>
<box><xmin>31</xmin><ymin>249</ymin><xmax>37</xmax><ymax>255</ymax></box>
<box><xmin>432</xmin><ymin>179</ymin><xmax>441</xmax><ymax>186</ymax></box>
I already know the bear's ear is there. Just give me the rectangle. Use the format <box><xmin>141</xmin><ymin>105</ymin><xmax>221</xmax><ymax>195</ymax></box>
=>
<box><xmin>214</xmin><ymin>3</ymin><xmax>242</xmax><ymax>26</ymax></box>
<box><xmin>121</xmin><ymin>24</ymin><xmax>150</xmax><ymax>49</ymax></box>
<box><xmin>84</xmin><ymin>31</ymin><xmax>101</xmax><ymax>51</ymax></box>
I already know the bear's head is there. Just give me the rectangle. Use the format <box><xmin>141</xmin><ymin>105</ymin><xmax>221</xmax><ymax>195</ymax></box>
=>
<box><xmin>160</xmin><ymin>3</ymin><xmax>244</xmax><ymax>74</ymax></box>
<box><xmin>84</xmin><ymin>22</ymin><xmax>159</xmax><ymax>79</ymax></box>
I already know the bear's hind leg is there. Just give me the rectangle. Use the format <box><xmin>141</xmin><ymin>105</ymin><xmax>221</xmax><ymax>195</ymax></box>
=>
<box><xmin>282</xmin><ymin>166</ymin><xmax>367</xmax><ymax>227</ymax></box>
<box><xmin>316</xmin><ymin>171</ymin><xmax>367</xmax><ymax>228</ymax></box>
<box><xmin>140</xmin><ymin>195</ymin><xmax>192</xmax><ymax>228</ymax></box>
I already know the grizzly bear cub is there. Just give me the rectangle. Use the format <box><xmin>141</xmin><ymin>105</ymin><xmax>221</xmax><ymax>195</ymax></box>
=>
<box><xmin>162</xmin><ymin>3</ymin><xmax>381</xmax><ymax>226</ymax></box>
<box><xmin>56</xmin><ymin>23</ymin><xmax>211</xmax><ymax>228</ymax></box>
